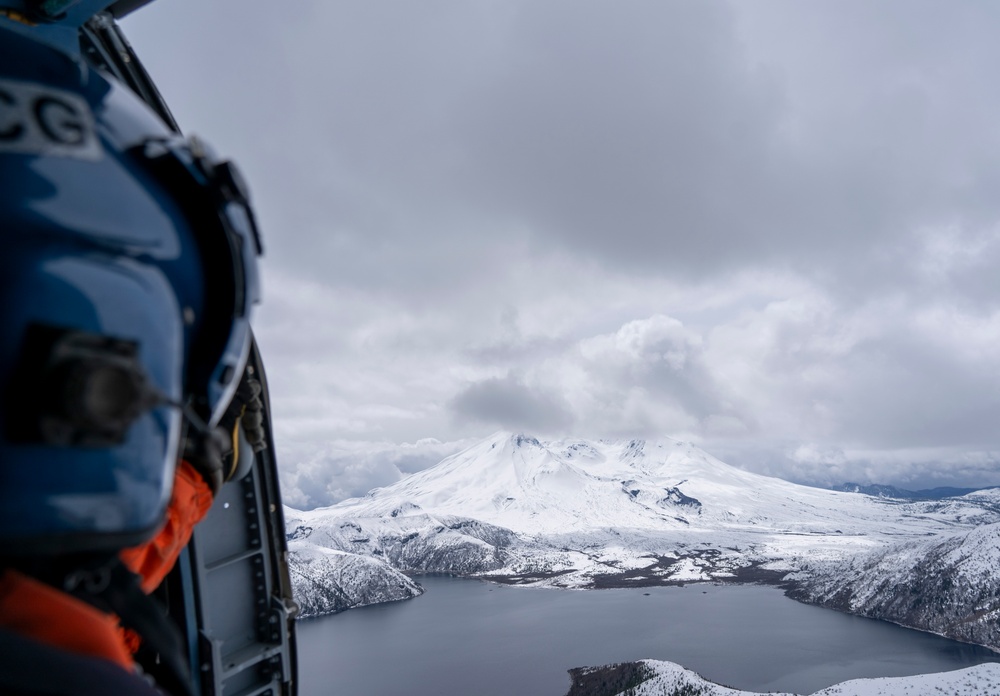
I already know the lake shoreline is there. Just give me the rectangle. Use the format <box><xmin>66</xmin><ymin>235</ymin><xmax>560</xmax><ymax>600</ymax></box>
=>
<box><xmin>296</xmin><ymin>576</ymin><xmax>1000</xmax><ymax>696</ymax></box>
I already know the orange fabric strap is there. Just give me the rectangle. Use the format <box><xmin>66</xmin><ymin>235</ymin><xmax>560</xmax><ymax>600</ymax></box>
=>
<box><xmin>120</xmin><ymin>459</ymin><xmax>214</xmax><ymax>594</ymax></box>
<box><xmin>0</xmin><ymin>569</ymin><xmax>135</xmax><ymax>671</ymax></box>
<box><xmin>0</xmin><ymin>461</ymin><xmax>213</xmax><ymax>667</ymax></box>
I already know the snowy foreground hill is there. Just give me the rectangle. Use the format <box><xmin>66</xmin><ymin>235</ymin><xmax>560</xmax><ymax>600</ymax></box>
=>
<box><xmin>285</xmin><ymin>432</ymin><xmax>1000</xmax><ymax>647</ymax></box>
<box><xmin>285</xmin><ymin>539</ymin><xmax>422</xmax><ymax>618</ymax></box>
<box><xmin>565</xmin><ymin>660</ymin><xmax>1000</xmax><ymax>696</ymax></box>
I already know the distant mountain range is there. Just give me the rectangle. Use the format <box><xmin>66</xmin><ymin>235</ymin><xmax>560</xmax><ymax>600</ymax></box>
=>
<box><xmin>828</xmin><ymin>481</ymin><xmax>999</xmax><ymax>501</ymax></box>
<box><xmin>286</xmin><ymin>431</ymin><xmax>1000</xmax><ymax>652</ymax></box>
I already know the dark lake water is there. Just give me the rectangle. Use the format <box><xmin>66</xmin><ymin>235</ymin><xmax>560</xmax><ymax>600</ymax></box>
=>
<box><xmin>296</xmin><ymin>575</ymin><xmax>1000</xmax><ymax>696</ymax></box>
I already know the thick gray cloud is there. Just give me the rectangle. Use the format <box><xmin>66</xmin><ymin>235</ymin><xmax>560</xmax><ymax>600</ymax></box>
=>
<box><xmin>450</xmin><ymin>374</ymin><xmax>574</xmax><ymax>433</ymax></box>
<box><xmin>130</xmin><ymin>0</ymin><xmax>1000</xmax><ymax>291</ymax></box>
<box><xmin>123</xmin><ymin>1</ymin><xmax>1000</xmax><ymax>508</ymax></box>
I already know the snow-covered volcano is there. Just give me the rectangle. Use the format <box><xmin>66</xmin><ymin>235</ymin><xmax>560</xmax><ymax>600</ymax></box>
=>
<box><xmin>287</xmin><ymin>432</ymin><xmax>1000</xmax><ymax>625</ymax></box>
<box><xmin>327</xmin><ymin>432</ymin><xmax>978</xmax><ymax>541</ymax></box>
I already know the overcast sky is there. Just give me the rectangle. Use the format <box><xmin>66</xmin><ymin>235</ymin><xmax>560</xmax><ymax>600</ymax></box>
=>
<box><xmin>124</xmin><ymin>0</ymin><xmax>1000</xmax><ymax>509</ymax></box>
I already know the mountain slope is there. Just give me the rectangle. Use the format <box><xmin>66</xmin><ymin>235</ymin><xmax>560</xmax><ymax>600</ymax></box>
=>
<box><xmin>789</xmin><ymin>512</ymin><xmax>1000</xmax><ymax>650</ymax></box>
<box><xmin>287</xmin><ymin>539</ymin><xmax>423</xmax><ymax>618</ymax></box>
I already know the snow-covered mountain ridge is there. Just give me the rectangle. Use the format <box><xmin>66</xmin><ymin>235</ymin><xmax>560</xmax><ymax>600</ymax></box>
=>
<box><xmin>565</xmin><ymin>660</ymin><xmax>1000</xmax><ymax>696</ymax></box>
<box><xmin>829</xmin><ymin>482</ymin><xmax>1000</xmax><ymax>501</ymax></box>
<box><xmin>286</xmin><ymin>539</ymin><xmax>422</xmax><ymax>618</ymax></box>
<box><xmin>285</xmin><ymin>432</ymin><xmax>1000</xmax><ymax>626</ymax></box>
<box><xmin>789</xmin><ymin>519</ymin><xmax>1000</xmax><ymax>650</ymax></box>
